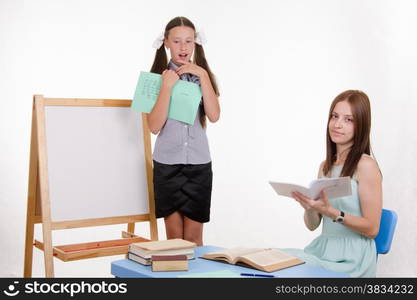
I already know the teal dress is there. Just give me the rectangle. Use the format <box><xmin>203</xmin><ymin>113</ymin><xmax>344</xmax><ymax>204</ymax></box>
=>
<box><xmin>280</xmin><ymin>165</ymin><xmax>377</xmax><ymax>277</ymax></box>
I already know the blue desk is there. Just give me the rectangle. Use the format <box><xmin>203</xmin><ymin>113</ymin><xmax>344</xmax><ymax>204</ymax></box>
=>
<box><xmin>111</xmin><ymin>246</ymin><xmax>348</xmax><ymax>278</ymax></box>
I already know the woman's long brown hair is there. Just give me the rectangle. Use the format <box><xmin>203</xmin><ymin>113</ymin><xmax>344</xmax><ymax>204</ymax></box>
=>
<box><xmin>323</xmin><ymin>90</ymin><xmax>373</xmax><ymax>177</ymax></box>
<box><xmin>150</xmin><ymin>16</ymin><xmax>219</xmax><ymax>128</ymax></box>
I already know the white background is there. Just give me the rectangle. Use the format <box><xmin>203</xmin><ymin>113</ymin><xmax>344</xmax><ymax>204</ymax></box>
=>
<box><xmin>1</xmin><ymin>0</ymin><xmax>416</xmax><ymax>277</ymax></box>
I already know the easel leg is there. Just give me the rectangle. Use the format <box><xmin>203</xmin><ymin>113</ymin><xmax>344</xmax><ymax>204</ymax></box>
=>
<box><xmin>42</xmin><ymin>223</ymin><xmax>54</xmax><ymax>277</ymax></box>
<box><xmin>35</xmin><ymin>95</ymin><xmax>55</xmax><ymax>277</ymax></box>
<box><xmin>127</xmin><ymin>223</ymin><xmax>135</xmax><ymax>235</ymax></box>
<box><xmin>125</xmin><ymin>223</ymin><xmax>136</xmax><ymax>258</ymax></box>
<box><xmin>24</xmin><ymin>99</ymin><xmax>39</xmax><ymax>277</ymax></box>
<box><xmin>149</xmin><ymin>216</ymin><xmax>159</xmax><ymax>240</ymax></box>
<box><xmin>23</xmin><ymin>217</ymin><xmax>35</xmax><ymax>277</ymax></box>
<box><xmin>24</xmin><ymin>170</ymin><xmax>36</xmax><ymax>277</ymax></box>
<box><xmin>142</xmin><ymin>113</ymin><xmax>159</xmax><ymax>241</ymax></box>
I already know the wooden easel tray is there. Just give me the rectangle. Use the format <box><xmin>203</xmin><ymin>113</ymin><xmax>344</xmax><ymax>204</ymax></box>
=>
<box><xmin>34</xmin><ymin>236</ymin><xmax>149</xmax><ymax>262</ymax></box>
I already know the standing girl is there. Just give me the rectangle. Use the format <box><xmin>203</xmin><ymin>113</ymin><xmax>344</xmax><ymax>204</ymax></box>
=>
<box><xmin>282</xmin><ymin>90</ymin><xmax>382</xmax><ymax>277</ymax></box>
<box><xmin>147</xmin><ymin>17</ymin><xmax>220</xmax><ymax>246</ymax></box>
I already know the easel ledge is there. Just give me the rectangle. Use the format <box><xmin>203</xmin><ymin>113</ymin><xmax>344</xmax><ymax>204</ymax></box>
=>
<box><xmin>24</xmin><ymin>95</ymin><xmax>158</xmax><ymax>277</ymax></box>
<box><xmin>34</xmin><ymin>235</ymin><xmax>149</xmax><ymax>261</ymax></box>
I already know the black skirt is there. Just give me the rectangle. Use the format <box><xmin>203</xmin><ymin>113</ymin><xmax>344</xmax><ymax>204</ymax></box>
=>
<box><xmin>153</xmin><ymin>160</ymin><xmax>213</xmax><ymax>223</ymax></box>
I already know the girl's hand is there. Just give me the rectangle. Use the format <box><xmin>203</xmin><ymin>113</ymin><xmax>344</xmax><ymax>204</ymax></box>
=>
<box><xmin>161</xmin><ymin>69</ymin><xmax>179</xmax><ymax>89</ymax></box>
<box><xmin>176</xmin><ymin>61</ymin><xmax>206</xmax><ymax>78</ymax></box>
<box><xmin>292</xmin><ymin>190</ymin><xmax>331</xmax><ymax>216</ymax></box>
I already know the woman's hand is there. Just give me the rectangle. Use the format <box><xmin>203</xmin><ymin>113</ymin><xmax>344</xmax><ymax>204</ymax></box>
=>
<box><xmin>292</xmin><ymin>190</ymin><xmax>331</xmax><ymax>216</ymax></box>
<box><xmin>175</xmin><ymin>61</ymin><xmax>207</xmax><ymax>78</ymax></box>
<box><xmin>161</xmin><ymin>69</ymin><xmax>179</xmax><ymax>89</ymax></box>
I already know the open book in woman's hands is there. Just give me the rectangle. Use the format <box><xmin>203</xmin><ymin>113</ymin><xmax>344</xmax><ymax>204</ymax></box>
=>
<box><xmin>269</xmin><ymin>177</ymin><xmax>352</xmax><ymax>200</ymax></box>
<box><xmin>201</xmin><ymin>248</ymin><xmax>304</xmax><ymax>273</ymax></box>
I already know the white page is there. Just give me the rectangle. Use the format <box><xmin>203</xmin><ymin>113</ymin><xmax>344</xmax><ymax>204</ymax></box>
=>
<box><xmin>308</xmin><ymin>177</ymin><xmax>352</xmax><ymax>199</ymax></box>
<box><xmin>268</xmin><ymin>182</ymin><xmax>310</xmax><ymax>198</ymax></box>
<box><xmin>269</xmin><ymin>177</ymin><xmax>352</xmax><ymax>200</ymax></box>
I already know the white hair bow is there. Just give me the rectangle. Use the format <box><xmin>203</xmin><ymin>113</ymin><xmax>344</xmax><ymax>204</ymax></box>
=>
<box><xmin>152</xmin><ymin>32</ymin><xmax>165</xmax><ymax>49</ymax></box>
<box><xmin>152</xmin><ymin>29</ymin><xmax>207</xmax><ymax>49</ymax></box>
<box><xmin>195</xmin><ymin>30</ymin><xmax>207</xmax><ymax>46</ymax></box>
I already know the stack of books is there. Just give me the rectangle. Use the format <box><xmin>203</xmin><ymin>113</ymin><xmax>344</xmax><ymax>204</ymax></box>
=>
<box><xmin>151</xmin><ymin>255</ymin><xmax>188</xmax><ymax>272</ymax></box>
<box><xmin>127</xmin><ymin>239</ymin><xmax>196</xmax><ymax>270</ymax></box>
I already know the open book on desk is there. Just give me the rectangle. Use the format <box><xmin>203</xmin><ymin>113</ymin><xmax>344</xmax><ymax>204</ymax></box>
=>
<box><xmin>269</xmin><ymin>177</ymin><xmax>352</xmax><ymax>200</ymax></box>
<box><xmin>201</xmin><ymin>248</ymin><xmax>304</xmax><ymax>273</ymax></box>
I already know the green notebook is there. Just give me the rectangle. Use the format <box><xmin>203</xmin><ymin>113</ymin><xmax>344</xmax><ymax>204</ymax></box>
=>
<box><xmin>131</xmin><ymin>71</ymin><xmax>202</xmax><ymax>125</ymax></box>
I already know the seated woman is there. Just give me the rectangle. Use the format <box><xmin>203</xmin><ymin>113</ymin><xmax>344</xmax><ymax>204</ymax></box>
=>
<box><xmin>281</xmin><ymin>90</ymin><xmax>382</xmax><ymax>277</ymax></box>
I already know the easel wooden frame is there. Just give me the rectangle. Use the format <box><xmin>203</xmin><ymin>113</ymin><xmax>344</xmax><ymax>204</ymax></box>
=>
<box><xmin>24</xmin><ymin>95</ymin><xmax>158</xmax><ymax>277</ymax></box>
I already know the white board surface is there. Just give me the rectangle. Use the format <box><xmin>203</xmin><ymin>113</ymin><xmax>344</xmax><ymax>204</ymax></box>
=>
<box><xmin>44</xmin><ymin>106</ymin><xmax>149</xmax><ymax>222</ymax></box>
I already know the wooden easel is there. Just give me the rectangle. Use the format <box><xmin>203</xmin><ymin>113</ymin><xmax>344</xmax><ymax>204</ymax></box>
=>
<box><xmin>23</xmin><ymin>95</ymin><xmax>158</xmax><ymax>277</ymax></box>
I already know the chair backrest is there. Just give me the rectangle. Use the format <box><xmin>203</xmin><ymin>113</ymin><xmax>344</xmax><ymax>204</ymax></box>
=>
<box><xmin>375</xmin><ymin>209</ymin><xmax>398</xmax><ymax>255</ymax></box>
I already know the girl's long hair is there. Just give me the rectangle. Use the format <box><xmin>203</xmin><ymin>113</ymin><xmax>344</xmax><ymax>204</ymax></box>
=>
<box><xmin>150</xmin><ymin>16</ymin><xmax>219</xmax><ymax>128</ymax></box>
<box><xmin>323</xmin><ymin>90</ymin><xmax>376</xmax><ymax>177</ymax></box>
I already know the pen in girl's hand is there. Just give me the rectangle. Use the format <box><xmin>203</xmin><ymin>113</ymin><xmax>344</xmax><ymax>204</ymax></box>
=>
<box><xmin>240</xmin><ymin>273</ymin><xmax>275</xmax><ymax>277</ymax></box>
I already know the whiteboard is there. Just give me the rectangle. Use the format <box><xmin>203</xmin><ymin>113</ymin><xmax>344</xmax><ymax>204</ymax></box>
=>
<box><xmin>44</xmin><ymin>106</ymin><xmax>149</xmax><ymax>222</ymax></box>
